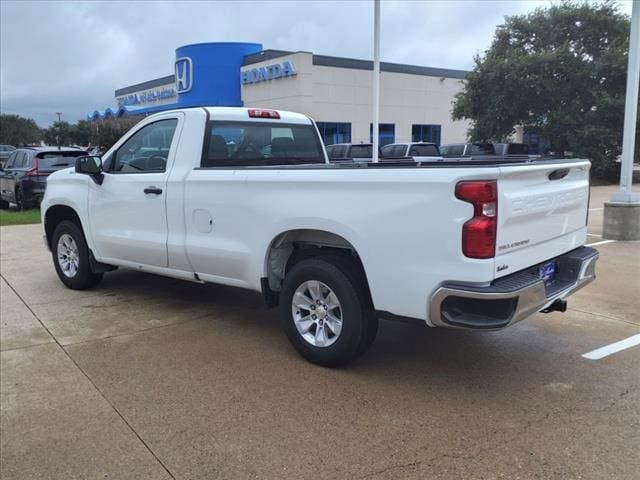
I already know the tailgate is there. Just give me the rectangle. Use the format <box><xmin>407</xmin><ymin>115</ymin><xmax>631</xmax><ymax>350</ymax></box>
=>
<box><xmin>495</xmin><ymin>160</ymin><xmax>590</xmax><ymax>278</ymax></box>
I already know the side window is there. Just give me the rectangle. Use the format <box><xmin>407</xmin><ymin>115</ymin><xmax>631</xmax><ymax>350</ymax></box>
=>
<box><xmin>409</xmin><ymin>144</ymin><xmax>440</xmax><ymax>156</ymax></box>
<box><xmin>5</xmin><ymin>152</ymin><xmax>17</xmax><ymax>168</ymax></box>
<box><xmin>16</xmin><ymin>152</ymin><xmax>30</xmax><ymax>168</ymax></box>
<box><xmin>380</xmin><ymin>145</ymin><xmax>394</xmax><ymax>157</ymax></box>
<box><xmin>333</xmin><ymin>146</ymin><xmax>347</xmax><ymax>158</ymax></box>
<box><xmin>445</xmin><ymin>145</ymin><xmax>464</xmax><ymax>156</ymax></box>
<box><xmin>393</xmin><ymin>145</ymin><xmax>406</xmax><ymax>157</ymax></box>
<box><xmin>111</xmin><ymin>119</ymin><xmax>178</xmax><ymax>173</ymax></box>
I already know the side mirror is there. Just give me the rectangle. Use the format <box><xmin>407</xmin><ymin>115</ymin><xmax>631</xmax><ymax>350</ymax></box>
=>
<box><xmin>75</xmin><ymin>156</ymin><xmax>104</xmax><ymax>185</ymax></box>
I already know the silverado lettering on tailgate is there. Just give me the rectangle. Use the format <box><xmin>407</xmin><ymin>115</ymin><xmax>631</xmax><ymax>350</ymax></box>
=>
<box><xmin>510</xmin><ymin>187</ymin><xmax>587</xmax><ymax>216</ymax></box>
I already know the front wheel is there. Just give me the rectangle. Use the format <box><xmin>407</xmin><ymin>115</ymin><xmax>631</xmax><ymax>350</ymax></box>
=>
<box><xmin>51</xmin><ymin>220</ymin><xmax>103</xmax><ymax>290</ymax></box>
<box><xmin>280</xmin><ymin>256</ymin><xmax>378</xmax><ymax>367</ymax></box>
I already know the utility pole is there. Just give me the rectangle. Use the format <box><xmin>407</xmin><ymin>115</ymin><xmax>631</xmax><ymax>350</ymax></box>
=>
<box><xmin>55</xmin><ymin>112</ymin><xmax>62</xmax><ymax>122</ymax></box>
<box><xmin>372</xmin><ymin>0</ymin><xmax>380</xmax><ymax>162</ymax></box>
<box><xmin>603</xmin><ymin>0</ymin><xmax>640</xmax><ymax>239</ymax></box>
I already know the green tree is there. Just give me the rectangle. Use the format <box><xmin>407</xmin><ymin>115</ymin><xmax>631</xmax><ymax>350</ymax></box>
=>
<box><xmin>70</xmin><ymin>120</ymin><xmax>92</xmax><ymax>146</ymax></box>
<box><xmin>0</xmin><ymin>114</ymin><xmax>42</xmax><ymax>146</ymax></box>
<box><xmin>452</xmin><ymin>1</ymin><xmax>638</xmax><ymax>178</ymax></box>
<box><xmin>43</xmin><ymin>121</ymin><xmax>73</xmax><ymax>146</ymax></box>
<box><xmin>89</xmin><ymin>117</ymin><xmax>139</xmax><ymax>151</ymax></box>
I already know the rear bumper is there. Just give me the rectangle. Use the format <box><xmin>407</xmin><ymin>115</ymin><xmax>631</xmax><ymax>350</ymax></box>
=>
<box><xmin>429</xmin><ymin>246</ymin><xmax>599</xmax><ymax>330</ymax></box>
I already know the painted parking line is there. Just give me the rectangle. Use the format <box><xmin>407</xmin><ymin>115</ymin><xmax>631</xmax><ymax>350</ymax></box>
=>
<box><xmin>585</xmin><ymin>239</ymin><xmax>616</xmax><ymax>247</ymax></box>
<box><xmin>582</xmin><ymin>334</ymin><xmax>640</xmax><ymax>360</ymax></box>
<box><xmin>587</xmin><ymin>233</ymin><xmax>602</xmax><ymax>237</ymax></box>
<box><xmin>589</xmin><ymin>207</ymin><xmax>604</xmax><ymax>211</ymax></box>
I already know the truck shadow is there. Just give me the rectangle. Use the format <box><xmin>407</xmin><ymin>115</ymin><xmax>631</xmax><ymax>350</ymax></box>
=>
<box><xmin>94</xmin><ymin>269</ymin><xmax>576</xmax><ymax>396</ymax></box>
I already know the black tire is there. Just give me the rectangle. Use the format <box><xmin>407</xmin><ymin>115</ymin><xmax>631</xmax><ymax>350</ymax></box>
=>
<box><xmin>14</xmin><ymin>188</ymin><xmax>24</xmax><ymax>210</ymax></box>
<box><xmin>280</xmin><ymin>255</ymin><xmax>378</xmax><ymax>367</ymax></box>
<box><xmin>51</xmin><ymin>220</ymin><xmax>103</xmax><ymax>290</ymax></box>
<box><xmin>0</xmin><ymin>198</ymin><xmax>9</xmax><ymax>209</ymax></box>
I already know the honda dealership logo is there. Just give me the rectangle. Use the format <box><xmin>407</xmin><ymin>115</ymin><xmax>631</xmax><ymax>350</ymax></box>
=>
<box><xmin>241</xmin><ymin>61</ymin><xmax>296</xmax><ymax>85</ymax></box>
<box><xmin>175</xmin><ymin>57</ymin><xmax>193</xmax><ymax>93</ymax></box>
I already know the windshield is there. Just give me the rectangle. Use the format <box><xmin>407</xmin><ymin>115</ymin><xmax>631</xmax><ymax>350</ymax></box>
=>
<box><xmin>202</xmin><ymin>121</ymin><xmax>324</xmax><ymax>167</ymax></box>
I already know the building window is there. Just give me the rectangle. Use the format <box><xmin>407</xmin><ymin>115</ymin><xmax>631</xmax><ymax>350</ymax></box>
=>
<box><xmin>316</xmin><ymin>122</ymin><xmax>351</xmax><ymax>145</ymax></box>
<box><xmin>412</xmin><ymin>124</ymin><xmax>442</xmax><ymax>145</ymax></box>
<box><xmin>369</xmin><ymin>124</ymin><xmax>395</xmax><ymax>146</ymax></box>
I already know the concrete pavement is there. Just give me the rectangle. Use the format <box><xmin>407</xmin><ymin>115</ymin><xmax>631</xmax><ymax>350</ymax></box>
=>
<box><xmin>1</xmin><ymin>185</ymin><xmax>639</xmax><ymax>479</ymax></box>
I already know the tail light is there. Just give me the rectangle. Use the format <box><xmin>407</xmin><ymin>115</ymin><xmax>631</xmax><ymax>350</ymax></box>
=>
<box><xmin>248</xmin><ymin>108</ymin><xmax>280</xmax><ymax>119</ymax></box>
<box><xmin>26</xmin><ymin>157</ymin><xmax>39</xmax><ymax>177</ymax></box>
<box><xmin>455</xmin><ymin>180</ymin><xmax>497</xmax><ymax>259</ymax></box>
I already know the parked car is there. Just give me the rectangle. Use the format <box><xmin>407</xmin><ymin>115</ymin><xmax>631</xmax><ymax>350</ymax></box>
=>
<box><xmin>0</xmin><ymin>147</ymin><xmax>87</xmax><ymax>209</ymax></box>
<box><xmin>41</xmin><ymin>107</ymin><xmax>598</xmax><ymax>367</ymax></box>
<box><xmin>0</xmin><ymin>145</ymin><xmax>16</xmax><ymax>168</ymax></box>
<box><xmin>440</xmin><ymin>143</ymin><xmax>496</xmax><ymax>157</ymax></box>
<box><xmin>492</xmin><ymin>143</ymin><xmax>530</xmax><ymax>156</ymax></box>
<box><xmin>325</xmin><ymin>143</ymin><xmax>376</xmax><ymax>163</ymax></box>
<box><xmin>380</xmin><ymin>142</ymin><xmax>442</xmax><ymax>161</ymax></box>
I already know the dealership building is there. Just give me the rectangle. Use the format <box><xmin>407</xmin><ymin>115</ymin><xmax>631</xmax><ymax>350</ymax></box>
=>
<box><xmin>89</xmin><ymin>42</ymin><xmax>471</xmax><ymax>146</ymax></box>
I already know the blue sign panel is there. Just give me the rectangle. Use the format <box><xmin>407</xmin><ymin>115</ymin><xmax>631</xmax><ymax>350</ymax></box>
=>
<box><xmin>174</xmin><ymin>42</ymin><xmax>263</xmax><ymax>108</ymax></box>
<box><xmin>241</xmin><ymin>61</ymin><xmax>297</xmax><ymax>84</ymax></box>
<box><xmin>175</xmin><ymin>57</ymin><xmax>193</xmax><ymax>93</ymax></box>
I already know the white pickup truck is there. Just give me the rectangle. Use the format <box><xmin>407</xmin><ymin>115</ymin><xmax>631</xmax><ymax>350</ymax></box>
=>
<box><xmin>41</xmin><ymin>107</ymin><xmax>599</xmax><ymax>366</ymax></box>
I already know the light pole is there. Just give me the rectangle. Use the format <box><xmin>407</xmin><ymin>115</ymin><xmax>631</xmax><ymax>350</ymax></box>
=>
<box><xmin>603</xmin><ymin>0</ymin><xmax>640</xmax><ymax>239</ymax></box>
<box><xmin>372</xmin><ymin>0</ymin><xmax>380</xmax><ymax>163</ymax></box>
<box><xmin>55</xmin><ymin>112</ymin><xmax>62</xmax><ymax>122</ymax></box>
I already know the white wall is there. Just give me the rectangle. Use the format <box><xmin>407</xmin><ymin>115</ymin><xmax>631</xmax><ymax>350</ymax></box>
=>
<box><xmin>241</xmin><ymin>52</ymin><xmax>470</xmax><ymax>144</ymax></box>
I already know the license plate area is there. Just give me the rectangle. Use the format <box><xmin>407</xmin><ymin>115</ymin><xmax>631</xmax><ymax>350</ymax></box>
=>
<box><xmin>538</xmin><ymin>261</ymin><xmax>558</xmax><ymax>286</ymax></box>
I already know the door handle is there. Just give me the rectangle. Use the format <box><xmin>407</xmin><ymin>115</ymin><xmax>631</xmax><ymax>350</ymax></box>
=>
<box><xmin>144</xmin><ymin>186</ymin><xmax>163</xmax><ymax>195</ymax></box>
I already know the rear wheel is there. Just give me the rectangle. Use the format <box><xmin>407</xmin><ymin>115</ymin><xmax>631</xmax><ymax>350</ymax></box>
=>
<box><xmin>14</xmin><ymin>188</ymin><xmax>24</xmax><ymax>210</ymax></box>
<box><xmin>51</xmin><ymin>220</ymin><xmax>103</xmax><ymax>289</ymax></box>
<box><xmin>0</xmin><ymin>198</ymin><xmax>9</xmax><ymax>209</ymax></box>
<box><xmin>280</xmin><ymin>255</ymin><xmax>378</xmax><ymax>367</ymax></box>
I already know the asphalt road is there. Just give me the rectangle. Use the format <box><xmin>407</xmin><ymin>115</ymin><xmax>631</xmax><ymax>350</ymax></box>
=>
<box><xmin>1</xmin><ymin>185</ymin><xmax>639</xmax><ymax>479</ymax></box>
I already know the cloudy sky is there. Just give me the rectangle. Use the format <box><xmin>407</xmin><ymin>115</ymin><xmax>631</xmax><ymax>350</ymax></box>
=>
<box><xmin>0</xmin><ymin>0</ymin><xmax>634</xmax><ymax>127</ymax></box>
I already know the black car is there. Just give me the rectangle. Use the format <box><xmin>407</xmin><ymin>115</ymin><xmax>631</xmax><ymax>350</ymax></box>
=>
<box><xmin>0</xmin><ymin>147</ymin><xmax>87</xmax><ymax>209</ymax></box>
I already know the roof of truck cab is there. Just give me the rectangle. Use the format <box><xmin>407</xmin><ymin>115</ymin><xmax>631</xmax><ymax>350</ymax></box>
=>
<box><xmin>203</xmin><ymin>106</ymin><xmax>312</xmax><ymax>124</ymax></box>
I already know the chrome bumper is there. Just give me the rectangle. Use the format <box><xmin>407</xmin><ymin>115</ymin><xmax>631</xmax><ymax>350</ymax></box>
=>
<box><xmin>429</xmin><ymin>246</ymin><xmax>599</xmax><ymax>330</ymax></box>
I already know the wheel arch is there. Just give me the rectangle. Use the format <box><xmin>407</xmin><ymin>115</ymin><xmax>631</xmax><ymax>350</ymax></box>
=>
<box><xmin>44</xmin><ymin>204</ymin><xmax>84</xmax><ymax>250</ymax></box>
<box><xmin>263</xmin><ymin>228</ymin><xmax>372</xmax><ymax>306</ymax></box>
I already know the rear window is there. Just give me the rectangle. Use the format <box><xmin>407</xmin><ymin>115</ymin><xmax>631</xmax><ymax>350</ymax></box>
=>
<box><xmin>36</xmin><ymin>151</ymin><xmax>87</xmax><ymax>169</ymax></box>
<box><xmin>506</xmin><ymin>144</ymin><xmax>529</xmax><ymax>154</ymax></box>
<box><xmin>350</xmin><ymin>145</ymin><xmax>372</xmax><ymax>158</ymax></box>
<box><xmin>409</xmin><ymin>144</ymin><xmax>440</xmax><ymax>156</ymax></box>
<box><xmin>202</xmin><ymin>121</ymin><xmax>324</xmax><ymax>167</ymax></box>
<box><xmin>441</xmin><ymin>145</ymin><xmax>464</xmax><ymax>156</ymax></box>
<box><xmin>326</xmin><ymin>145</ymin><xmax>347</xmax><ymax>159</ymax></box>
<box><xmin>469</xmin><ymin>144</ymin><xmax>495</xmax><ymax>155</ymax></box>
